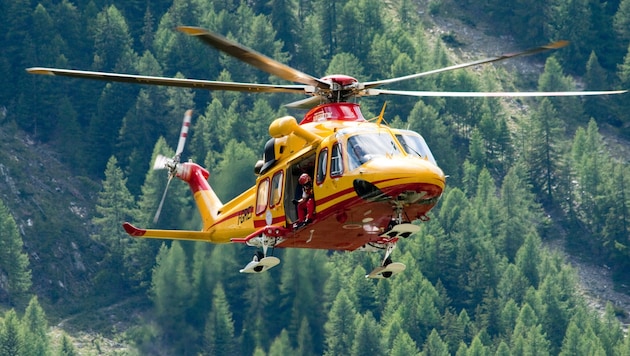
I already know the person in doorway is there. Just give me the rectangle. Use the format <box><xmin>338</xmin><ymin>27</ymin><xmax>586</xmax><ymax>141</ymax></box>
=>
<box><xmin>293</xmin><ymin>173</ymin><xmax>315</xmax><ymax>229</ymax></box>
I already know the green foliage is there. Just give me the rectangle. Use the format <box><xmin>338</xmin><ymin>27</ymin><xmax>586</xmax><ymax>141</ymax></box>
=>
<box><xmin>0</xmin><ymin>309</ymin><xmax>22</xmax><ymax>355</ymax></box>
<box><xmin>324</xmin><ymin>289</ymin><xmax>357</xmax><ymax>355</ymax></box>
<box><xmin>3</xmin><ymin>1</ymin><xmax>630</xmax><ymax>354</ymax></box>
<box><xmin>203</xmin><ymin>283</ymin><xmax>236</xmax><ymax>356</ymax></box>
<box><xmin>0</xmin><ymin>198</ymin><xmax>32</xmax><ymax>304</ymax></box>
<box><xmin>20</xmin><ymin>297</ymin><xmax>49</xmax><ymax>356</ymax></box>
<box><xmin>150</xmin><ymin>241</ymin><xmax>197</xmax><ymax>352</ymax></box>
<box><xmin>57</xmin><ymin>334</ymin><xmax>78</xmax><ymax>356</ymax></box>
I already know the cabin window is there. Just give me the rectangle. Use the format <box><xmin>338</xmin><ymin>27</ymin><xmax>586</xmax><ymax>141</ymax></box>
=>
<box><xmin>316</xmin><ymin>148</ymin><xmax>328</xmax><ymax>184</ymax></box>
<box><xmin>347</xmin><ymin>132</ymin><xmax>402</xmax><ymax>170</ymax></box>
<box><xmin>395</xmin><ymin>130</ymin><xmax>437</xmax><ymax>165</ymax></box>
<box><xmin>331</xmin><ymin>143</ymin><xmax>343</xmax><ymax>177</ymax></box>
<box><xmin>270</xmin><ymin>170</ymin><xmax>284</xmax><ymax>208</ymax></box>
<box><xmin>256</xmin><ymin>178</ymin><xmax>270</xmax><ymax>215</ymax></box>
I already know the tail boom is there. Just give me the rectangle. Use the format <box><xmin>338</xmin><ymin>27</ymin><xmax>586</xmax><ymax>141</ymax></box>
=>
<box><xmin>122</xmin><ymin>222</ymin><xmax>224</xmax><ymax>243</ymax></box>
<box><xmin>122</xmin><ymin>161</ymin><xmax>226</xmax><ymax>243</ymax></box>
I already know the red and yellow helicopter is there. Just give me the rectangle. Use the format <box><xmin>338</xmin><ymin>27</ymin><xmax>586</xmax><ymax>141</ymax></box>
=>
<box><xmin>28</xmin><ymin>27</ymin><xmax>626</xmax><ymax>278</ymax></box>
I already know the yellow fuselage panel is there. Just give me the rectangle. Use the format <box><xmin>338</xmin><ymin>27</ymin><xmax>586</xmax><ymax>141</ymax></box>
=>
<box><xmin>196</xmin><ymin>187</ymin><xmax>258</xmax><ymax>243</ymax></box>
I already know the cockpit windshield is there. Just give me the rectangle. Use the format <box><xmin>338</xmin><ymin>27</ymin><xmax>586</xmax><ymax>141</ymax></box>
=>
<box><xmin>346</xmin><ymin>131</ymin><xmax>402</xmax><ymax>170</ymax></box>
<box><xmin>394</xmin><ymin>129</ymin><xmax>437</xmax><ymax>165</ymax></box>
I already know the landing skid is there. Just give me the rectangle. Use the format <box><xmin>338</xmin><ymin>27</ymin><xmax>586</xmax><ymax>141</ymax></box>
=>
<box><xmin>383</xmin><ymin>223</ymin><xmax>420</xmax><ymax>238</ymax></box>
<box><xmin>365</xmin><ymin>222</ymin><xmax>418</xmax><ymax>279</ymax></box>
<box><xmin>240</xmin><ymin>256</ymin><xmax>280</xmax><ymax>273</ymax></box>
<box><xmin>366</xmin><ymin>262</ymin><xmax>406</xmax><ymax>279</ymax></box>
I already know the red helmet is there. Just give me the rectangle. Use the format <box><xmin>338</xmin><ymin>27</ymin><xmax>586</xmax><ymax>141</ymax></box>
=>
<box><xmin>299</xmin><ymin>173</ymin><xmax>311</xmax><ymax>185</ymax></box>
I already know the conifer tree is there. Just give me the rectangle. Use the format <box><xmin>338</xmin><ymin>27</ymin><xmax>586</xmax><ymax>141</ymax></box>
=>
<box><xmin>559</xmin><ymin>322</ymin><xmax>581</xmax><ymax>356</ymax></box>
<box><xmin>203</xmin><ymin>283</ymin><xmax>236</xmax><ymax>356</ymax></box>
<box><xmin>268</xmin><ymin>329</ymin><xmax>295</xmax><ymax>356</ymax></box>
<box><xmin>0</xmin><ymin>309</ymin><xmax>22</xmax><ymax>355</ymax></box>
<box><xmin>515</xmin><ymin>233</ymin><xmax>542</xmax><ymax>288</ymax></box>
<box><xmin>93</xmin><ymin>5</ymin><xmax>134</xmax><ymax>71</ymax></box>
<box><xmin>324</xmin><ymin>289</ymin><xmax>357</xmax><ymax>356</ymax></box>
<box><xmin>584</xmin><ymin>51</ymin><xmax>609</xmax><ymax>120</ymax></box>
<box><xmin>422</xmin><ymin>329</ymin><xmax>448</xmax><ymax>356</ymax></box>
<box><xmin>296</xmin><ymin>317</ymin><xmax>315</xmax><ymax>356</ymax></box>
<box><xmin>350</xmin><ymin>312</ymin><xmax>384</xmax><ymax>356</ymax></box>
<box><xmin>150</xmin><ymin>242</ymin><xmax>196</xmax><ymax>351</ymax></box>
<box><xmin>613</xmin><ymin>0</ymin><xmax>630</xmax><ymax>43</ymax></box>
<box><xmin>537</xmin><ymin>57</ymin><xmax>584</xmax><ymax>124</ymax></box>
<box><xmin>57</xmin><ymin>334</ymin><xmax>78</xmax><ymax>356</ymax></box>
<box><xmin>20</xmin><ymin>297</ymin><xmax>49</xmax><ymax>356</ymax></box>
<box><xmin>596</xmin><ymin>303</ymin><xmax>624</xmax><ymax>356</ymax></box>
<box><xmin>241</xmin><ymin>271</ymin><xmax>277</xmax><ymax>353</ymax></box>
<box><xmin>523</xmin><ymin>98</ymin><xmax>563</xmax><ymax>205</ymax></box>
<box><xmin>0</xmin><ymin>198</ymin><xmax>32</xmax><ymax>303</ymax></box>
<box><xmin>92</xmin><ymin>156</ymin><xmax>137</xmax><ymax>289</ymax></box>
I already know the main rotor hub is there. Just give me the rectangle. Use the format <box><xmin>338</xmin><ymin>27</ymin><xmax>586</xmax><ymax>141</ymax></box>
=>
<box><xmin>320</xmin><ymin>74</ymin><xmax>358</xmax><ymax>88</ymax></box>
<box><xmin>319</xmin><ymin>74</ymin><xmax>359</xmax><ymax>103</ymax></box>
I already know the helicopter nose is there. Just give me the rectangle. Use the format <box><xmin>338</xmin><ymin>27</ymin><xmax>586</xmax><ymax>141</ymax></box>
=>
<box><xmin>353</xmin><ymin>156</ymin><xmax>445</xmax><ymax>201</ymax></box>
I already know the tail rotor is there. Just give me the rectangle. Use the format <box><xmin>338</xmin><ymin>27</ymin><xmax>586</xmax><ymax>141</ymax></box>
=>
<box><xmin>153</xmin><ymin>109</ymin><xmax>193</xmax><ymax>223</ymax></box>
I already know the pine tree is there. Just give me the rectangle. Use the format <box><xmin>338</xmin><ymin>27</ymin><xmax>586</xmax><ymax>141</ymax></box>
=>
<box><xmin>57</xmin><ymin>334</ymin><xmax>78</xmax><ymax>356</ymax></box>
<box><xmin>324</xmin><ymin>290</ymin><xmax>357</xmax><ymax>356</ymax></box>
<box><xmin>584</xmin><ymin>51</ymin><xmax>610</xmax><ymax>120</ymax></box>
<box><xmin>350</xmin><ymin>312</ymin><xmax>385</xmax><ymax>356</ymax></box>
<box><xmin>515</xmin><ymin>233</ymin><xmax>542</xmax><ymax>288</ymax></box>
<box><xmin>613</xmin><ymin>0</ymin><xmax>630</xmax><ymax>43</ymax></box>
<box><xmin>203</xmin><ymin>283</ymin><xmax>236</xmax><ymax>356</ymax></box>
<box><xmin>241</xmin><ymin>271</ymin><xmax>277</xmax><ymax>353</ymax></box>
<box><xmin>20</xmin><ymin>297</ymin><xmax>49</xmax><ymax>356</ymax></box>
<box><xmin>268</xmin><ymin>329</ymin><xmax>295</xmax><ymax>356</ymax></box>
<box><xmin>0</xmin><ymin>198</ymin><xmax>32</xmax><ymax>303</ymax></box>
<box><xmin>537</xmin><ymin>57</ymin><xmax>584</xmax><ymax>125</ymax></box>
<box><xmin>422</xmin><ymin>329</ymin><xmax>448</xmax><ymax>356</ymax></box>
<box><xmin>150</xmin><ymin>242</ymin><xmax>196</xmax><ymax>351</ymax></box>
<box><xmin>296</xmin><ymin>317</ymin><xmax>315</xmax><ymax>356</ymax></box>
<box><xmin>524</xmin><ymin>98</ymin><xmax>563</xmax><ymax>205</ymax></box>
<box><xmin>91</xmin><ymin>156</ymin><xmax>136</xmax><ymax>290</ymax></box>
<box><xmin>93</xmin><ymin>5</ymin><xmax>134</xmax><ymax>71</ymax></box>
<box><xmin>499</xmin><ymin>164</ymin><xmax>540</xmax><ymax>261</ymax></box>
<box><xmin>596</xmin><ymin>303</ymin><xmax>624</xmax><ymax>356</ymax></box>
<box><xmin>0</xmin><ymin>309</ymin><xmax>22</xmax><ymax>356</ymax></box>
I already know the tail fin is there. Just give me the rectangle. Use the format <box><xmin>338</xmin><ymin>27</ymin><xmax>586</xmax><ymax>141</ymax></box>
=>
<box><xmin>122</xmin><ymin>109</ymin><xmax>225</xmax><ymax>243</ymax></box>
<box><xmin>175</xmin><ymin>161</ymin><xmax>223</xmax><ymax>231</ymax></box>
<box><xmin>121</xmin><ymin>163</ymin><xmax>225</xmax><ymax>243</ymax></box>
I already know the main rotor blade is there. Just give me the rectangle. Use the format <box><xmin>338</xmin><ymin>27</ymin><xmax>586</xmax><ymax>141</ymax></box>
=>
<box><xmin>284</xmin><ymin>96</ymin><xmax>323</xmax><ymax>109</ymax></box>
<box><xmin>26</xmin><ymin>67</ymin><xmax>308</xmax><ymax>94</ymax></box>
<box><xmin>177</xmin><ymin>26</ymin><xmax>330</xmax><ymax>90</ymax></box>
<box><xmin>363</xmin><ymin>41</ymin><xmax>569</xmax><ymax>88</ymax></box>
<box><xmin>364</xmin><ymin>88</ymin><xmax>628</xmax><ymax>97</ymax></box>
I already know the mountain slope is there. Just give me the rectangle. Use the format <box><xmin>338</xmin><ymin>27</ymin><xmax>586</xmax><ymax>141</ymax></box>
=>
<box><xmin>0</xmin><ymin>120</ymin><xmax>103</xmax><ymax>312</ymax></box>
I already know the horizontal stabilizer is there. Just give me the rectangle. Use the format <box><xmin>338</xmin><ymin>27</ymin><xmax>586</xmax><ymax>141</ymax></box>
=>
<box><xmin>122</xmin><ymin>222</ymin><xmax>215</xmax><ymax>242</ymax></box>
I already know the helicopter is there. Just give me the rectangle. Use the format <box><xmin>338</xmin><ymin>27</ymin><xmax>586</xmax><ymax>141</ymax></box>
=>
<box><xmin>27</xmin><ymin>26</ymin><xmax>627</xmax><ymax>278</ymax></box>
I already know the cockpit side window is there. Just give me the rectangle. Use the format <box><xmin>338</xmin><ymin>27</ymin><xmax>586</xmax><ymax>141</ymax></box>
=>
<box><xmin>331</xmin><ymin>143</ymin><xmax>343</xmax><ymax>177</ymax></box>
<box><xmin>255</xmin><ymin>178</ymin><xmax>270</xmax><ymax>215</ymax></box>
<box><xmin>316</xmin><ymin>148</ymin><xmax>328</xmax><ymax>184</ymax></box>
<box><xmin>395</xmin><ymin>130</ymin><xmax>437</xmax><ymax>165</ymax></box>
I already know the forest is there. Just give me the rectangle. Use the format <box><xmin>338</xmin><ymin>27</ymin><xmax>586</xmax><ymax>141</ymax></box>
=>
<box><xmin>1</xmin><ymin>0</ymin><xmax>630</xmax><ymax>354</ymax></box>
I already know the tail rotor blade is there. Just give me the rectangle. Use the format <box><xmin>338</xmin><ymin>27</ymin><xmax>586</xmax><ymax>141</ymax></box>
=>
<box><xmin>175</xmin><ymin>109</ymin><xmax>193</xmax><ymax>158</ymax></box>
<box><xmin>153</xmin><ymin>109</ymin><xmax>195</xmax><ymax>224</ymax></box>
<box><xmin>153</xmin><ymin>154</ymin><xmax>171</xmax><ymax>170</ymax></box>
<box><xmin>154</xmin><ymin>176</ymin><xmax>173</xmax><ymax>224</ymax></box>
